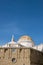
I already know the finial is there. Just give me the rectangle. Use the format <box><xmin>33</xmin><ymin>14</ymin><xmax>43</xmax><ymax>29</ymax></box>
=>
<box><xmin>11</xmin><ymin>35</ymin><xmax>14</xmax><ymax>42</ymax></box>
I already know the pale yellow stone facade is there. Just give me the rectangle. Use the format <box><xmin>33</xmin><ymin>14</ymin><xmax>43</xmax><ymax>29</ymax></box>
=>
<box><xmin>0</xmin><ymin>47</ymin><xmax>43</xmax><ymax>65</ymax></box>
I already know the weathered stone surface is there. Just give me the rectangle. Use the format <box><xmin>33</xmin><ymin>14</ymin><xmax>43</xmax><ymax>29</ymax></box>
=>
<box><xmin>0</xmin><ymin>48</ymin><xmax>43</xmax><ymax>65</ymax></box>
<box><xmin>30</xmin><ymin>48</ymin><xmax>43</xmax><ymax>65</ymax></box>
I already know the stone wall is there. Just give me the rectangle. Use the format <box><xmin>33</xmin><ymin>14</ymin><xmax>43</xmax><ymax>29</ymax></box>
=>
<box><xmin>0</xmin><ymin>48</ymin><xmax>30</xmax><ymax>65</ymax></box>
<box><xmin>30</xmin><ymin>48</ymin><xmax>43</xmax><ymax>65</ymax></box>
<box><xmin>0</xmin><ymin>48</ymin><xmax>43</xmax><ymax>65</ymax></box>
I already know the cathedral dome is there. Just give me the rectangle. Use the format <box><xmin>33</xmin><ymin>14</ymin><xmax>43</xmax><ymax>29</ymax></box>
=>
<box><xmin>18</xmin><ymin>35</ymin><xmax>32</xmax><ymax>42</ymax></box>
<box><xmin>18</xmin><ymin>35</ymin><xmax>34</xmax><ymax>47</ymax></box>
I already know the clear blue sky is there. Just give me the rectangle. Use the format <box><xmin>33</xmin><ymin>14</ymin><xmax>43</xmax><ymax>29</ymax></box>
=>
<box><xmin>0</xmin><ymin>0</ymin><xmax>43</xmax><ymax>45</ymax></box>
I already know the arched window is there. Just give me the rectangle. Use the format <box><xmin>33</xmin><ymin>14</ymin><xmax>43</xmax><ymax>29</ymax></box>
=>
<box><xmin>12</xmin><ymin>49</ymin><xmax>16</xmax><ymax>52</ymax></box>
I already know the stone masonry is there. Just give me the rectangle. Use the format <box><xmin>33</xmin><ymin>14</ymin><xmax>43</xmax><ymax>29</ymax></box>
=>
<box><xmin>0</xmin><ymin>47</ymin><xmax>43</xmax><ymax>65</ymax></box>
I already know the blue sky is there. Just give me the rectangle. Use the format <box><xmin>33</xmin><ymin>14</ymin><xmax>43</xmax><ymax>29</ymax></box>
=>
<box><xmin>0</xmin><ymin>0</ymin><xmax>43</xmax><ymax>45</ymax></box>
